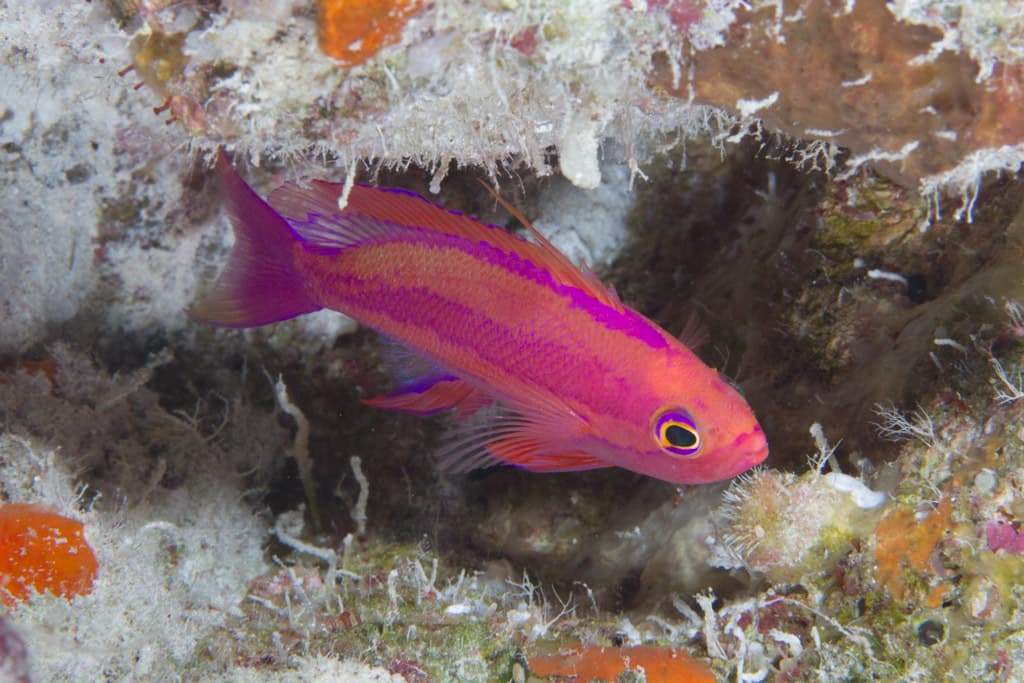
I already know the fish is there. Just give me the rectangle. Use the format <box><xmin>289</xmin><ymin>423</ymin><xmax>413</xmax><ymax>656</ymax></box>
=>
<box><xmin>190</xmin><ymin>151</ymin><xmax>768</xmax><ymax>485</ymax></box>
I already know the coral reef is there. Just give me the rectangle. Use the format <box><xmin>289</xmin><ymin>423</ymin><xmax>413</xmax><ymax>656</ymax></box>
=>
<box><xmin>3</xmin><ymin>0</ymin><xmax>1024</xmax><ymax>681</ymax></box>
<box><xmin>715</xmin><ymin>444</ymin><xmax>887</xmax><ymax>584</ymax></box>
<box><xmin>0</xmin><ymin>347</ymin><xmax>281</xmax><ymax>680</ymax></box>
<box><xmin>655</xmin><ymin>0</ymin><xmax>1024</xmax><ymax>196</ymax></box>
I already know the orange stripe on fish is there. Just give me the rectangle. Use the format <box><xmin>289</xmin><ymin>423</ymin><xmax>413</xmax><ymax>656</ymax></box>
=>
<box><xmin>190</xmin><ymin>152</ymin><xmax>768</xmax><ymax>484</ymax></box>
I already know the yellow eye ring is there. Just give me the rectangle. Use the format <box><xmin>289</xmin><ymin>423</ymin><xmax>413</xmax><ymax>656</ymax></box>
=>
<box><xmin>653</xmin><ymin>409</ymin><xmax>702</xmax><ymax>457</ymax></box>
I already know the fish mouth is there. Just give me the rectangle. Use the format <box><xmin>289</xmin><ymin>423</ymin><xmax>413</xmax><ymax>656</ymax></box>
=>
<box><xmin>691</xmin><ymin>429</ymin><xmax>768</xmax><ymax>483</ymax></box>
<box><xmin>730</xmin><ymin>425</ymin><xmax>769</xmax><ymax>472</ymax></box>
<box><xmin>732</xmin><ymin>425</ymin><xmax>767</xmax><ymax>451</ymax></box>
<box><xmin>745</xmin><ymin>444</ymin><xmax>770</xmax><ymax>468</ymax></box>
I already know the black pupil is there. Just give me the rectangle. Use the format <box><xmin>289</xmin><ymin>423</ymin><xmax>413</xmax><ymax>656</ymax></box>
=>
<box><xmin>665</xmin><ymin>424</ymin><xmax>697</xmax><ymax>448</ymax></box>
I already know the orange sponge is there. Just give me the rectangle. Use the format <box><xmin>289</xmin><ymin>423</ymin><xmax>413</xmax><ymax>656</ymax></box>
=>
<box><xmin>0</xmin><ymin>503</ymin><xmax>99</xmax><ymax>607</ymax></box>
<box><xmin>530</xmin><ymin>644</ymin><xmax>717</xmax><ymax>682</ymax></box>
<box><xmin>317</xmin><ymin>0</ymin><xmax>422</xmax><ymax>66</ymax></box>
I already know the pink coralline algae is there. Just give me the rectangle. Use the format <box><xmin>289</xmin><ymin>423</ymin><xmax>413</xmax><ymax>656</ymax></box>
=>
<box><xmin>623</xmin><ymin>0</ymin><xmax>702</xmax><ymax>33</ymax></box>
<box><xmin>986</xmin><ymin>521</ymin><xmax>1024</xmax><ymax>554</ymax></box>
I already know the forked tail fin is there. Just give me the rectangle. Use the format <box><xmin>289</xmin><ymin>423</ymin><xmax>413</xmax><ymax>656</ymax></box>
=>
<box><xmin>188</xmin><ymin>150</ymin><xmax>321</xmax><ymax>327</ymax></box>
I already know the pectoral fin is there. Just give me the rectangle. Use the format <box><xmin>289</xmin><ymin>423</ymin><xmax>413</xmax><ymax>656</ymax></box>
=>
<box><xmin>436</xmin><ymin>409</ymin><xmax>609</xmax><ymax>474</ymax></box>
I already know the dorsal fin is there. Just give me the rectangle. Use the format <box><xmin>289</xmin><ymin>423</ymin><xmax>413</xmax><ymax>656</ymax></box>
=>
<box><xmin>477</xmin><ymin>180</ymin><xmax>623</xmax><ymax>310</ymax></box>
<box><xmin>678</xmin><ymin>310</ymin><xmax>710</xmax><ymax>351</ymax></box>
<box><xmin>268</xmin><ymin>180</ymin><xmax>535</xmax><ymax>258</ymax></box>
<box><xmin>265</xmin><ymin>178</ymin><xmax>623</xmax><ymax>310</ymax></box>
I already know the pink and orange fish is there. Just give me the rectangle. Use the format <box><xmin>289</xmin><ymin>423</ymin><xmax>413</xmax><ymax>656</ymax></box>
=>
<box><xmin>191</xmin><ymin>152</ymin><xmax>768</xmax><ymax>485</ymax></box>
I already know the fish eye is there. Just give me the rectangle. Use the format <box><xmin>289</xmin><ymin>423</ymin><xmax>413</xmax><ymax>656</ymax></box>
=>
<box><xmin>653</xmin><ymin>409</ymin><xmax>702</xmax><ymax>457</ymax></box>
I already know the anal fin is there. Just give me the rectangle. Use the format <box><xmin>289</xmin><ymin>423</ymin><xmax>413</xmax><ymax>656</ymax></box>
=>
<box><xmin>365</xmin><ymin>337</ymin><xmax>495</xmax><ymax>417</ymax></box>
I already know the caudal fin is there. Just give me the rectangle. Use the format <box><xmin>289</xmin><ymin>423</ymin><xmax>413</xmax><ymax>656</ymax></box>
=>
<box><xmin>189</xmin><ymin>150</ymin><xmax>321</xmax><ymax>327</ymax></box>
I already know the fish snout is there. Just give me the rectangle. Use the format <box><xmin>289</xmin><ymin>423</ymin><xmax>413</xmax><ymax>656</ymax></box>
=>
<box><xmin>741</xmin><ymin>425</ymin><xmax>769</xmax><ymax>467</ymax></box>
<box><xmin>727</xmin><ymin>424</ymin><xmax>769</xmax><ymax>475</ymax></box>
